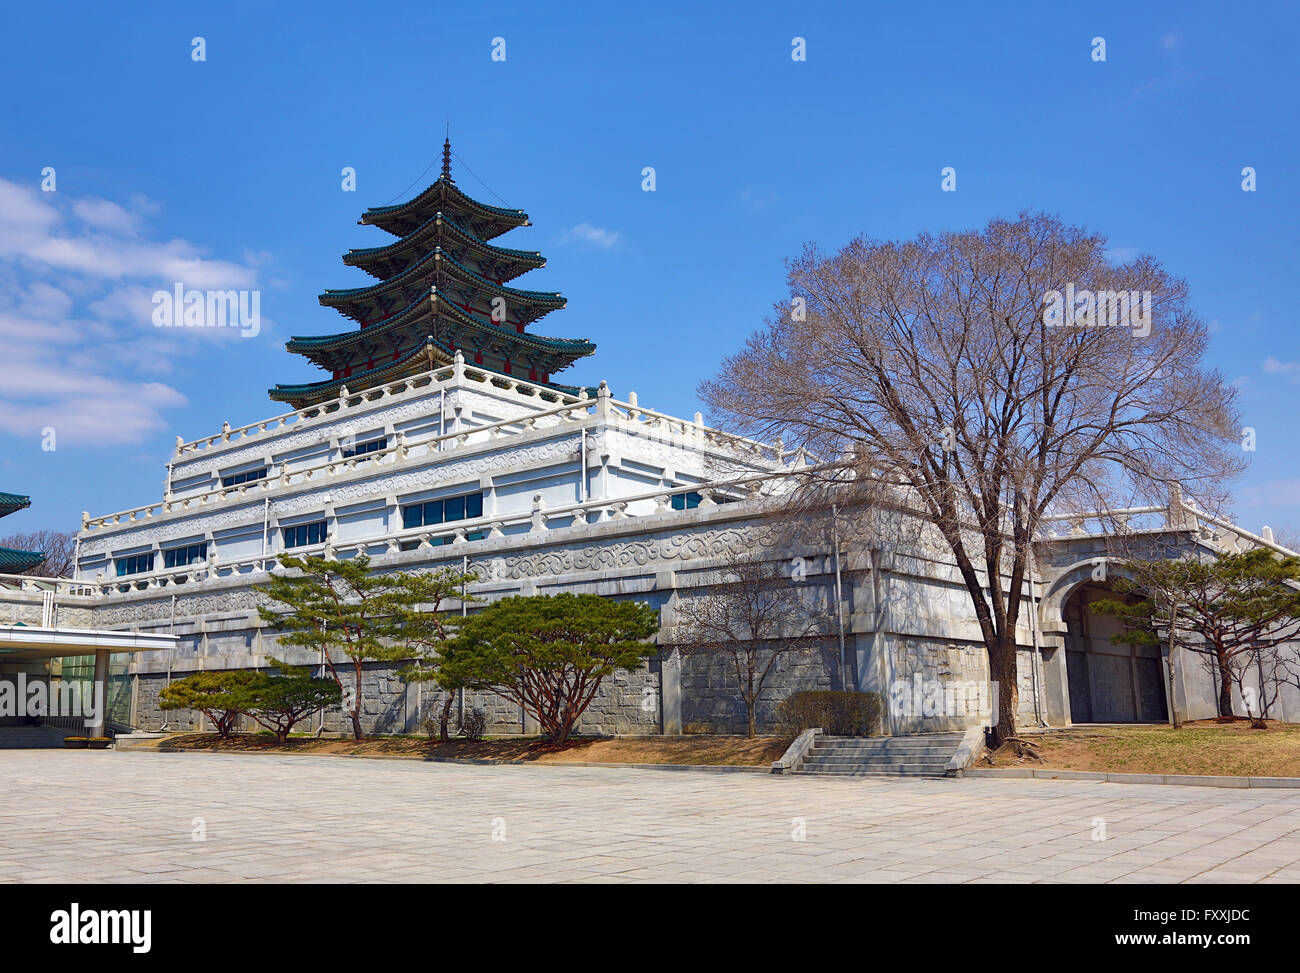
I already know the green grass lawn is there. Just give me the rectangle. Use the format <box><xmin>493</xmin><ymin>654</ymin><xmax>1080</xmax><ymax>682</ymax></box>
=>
<box><xmin>986</xmin><ymin>719</ymin><xmax>1300</xmax><ymax>777</ymax></box>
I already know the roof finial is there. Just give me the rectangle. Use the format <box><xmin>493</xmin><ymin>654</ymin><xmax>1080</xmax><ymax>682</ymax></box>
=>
<box><xmin>441</xmin><ymin>137</ymin><xmax>452</xmax><ymax>181</ymax></box>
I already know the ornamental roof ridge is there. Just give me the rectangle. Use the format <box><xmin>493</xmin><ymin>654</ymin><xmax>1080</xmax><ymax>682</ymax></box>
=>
<box><xmin>360</xmin><ymin>176</ymin><xmax>528</xmax><ymax>228</ymax></box>
<box><xmin>319</xmin><ymin>245</ymin><xmax>564</xmax><ymax>307</ymax></box>
<box><xmin>343</xmin><ymin>210</ymin><xmax>545</xmax><ymax>266</ymax></box>
<box><xmin>288</xmin><ymin>294</ymin><xmax>592</xmax><ymax>357</ymax></box>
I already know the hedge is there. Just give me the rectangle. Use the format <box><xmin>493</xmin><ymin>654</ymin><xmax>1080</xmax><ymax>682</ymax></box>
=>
<box><xmin>777</xmin><ymin>691</ymin><xmax>884</xmax><ymax>737</ymax></box>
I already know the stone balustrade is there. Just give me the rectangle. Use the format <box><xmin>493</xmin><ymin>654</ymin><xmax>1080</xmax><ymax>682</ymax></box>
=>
<box><xmin>1038</xmin><ymin>505</ymin><xmax>1169</xmax><ymax>537</ymax></box>
<box><xmin>70</xmin><ymin>475</ymin><xmax>777</xmax><ymax>598</ymax></box>
<box><xmin>0</xmin><ymin>573</ymin><xmax>101</xmax><ymax>597</ymax></box>
<box><xmin>85</xmin><ymin>378</ymin><xmax>797</xmax><ymax>532</ymax></box>
<box><xmin>173</xmin><ymin>359</ymin><xmax>580</xmax><ymax>456</ymax></box>
<box><xmin>84</xmin><ymin>394</ymin><xmax>604</xmax><ymax>530</ymax></box>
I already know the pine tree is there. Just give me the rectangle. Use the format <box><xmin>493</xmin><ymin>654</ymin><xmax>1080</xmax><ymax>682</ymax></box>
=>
<box><xmin>1093</xmin><ymin>550</ymin><xmax>1300</xmax><ymax>726</ymax></box>
<box><xmin>257</xmin><ymin>555</ymin><xmax>473</xmax><ymax>739</ymax></box>
<box><xmin>441</xmin><ymin>593</ymin><xmax>660</xmax><ymax>744</ymax></box>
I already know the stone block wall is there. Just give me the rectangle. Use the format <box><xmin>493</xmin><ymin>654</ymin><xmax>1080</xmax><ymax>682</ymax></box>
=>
<box><xmin>131</xmin><ymin>657</ymin><xmax>667</xmax><ymax>738</ymax></box>
<box><xmin>679</xmin><ymin>643</ymin><xmax>838</xmax><ymax>734</ymax></box>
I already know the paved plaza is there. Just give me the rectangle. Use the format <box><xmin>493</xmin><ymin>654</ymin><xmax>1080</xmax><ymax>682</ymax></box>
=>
<box><xmin>4</xmin><ymin>750</ymin><xmax>1300</xmax><ymax>883</ymax></box>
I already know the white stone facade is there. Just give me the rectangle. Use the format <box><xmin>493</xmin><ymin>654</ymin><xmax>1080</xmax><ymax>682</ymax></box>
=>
<box><xmin>4</xmin><ymin>358</ymin><xmax>1297</xmax><ymax>737</ymax></box>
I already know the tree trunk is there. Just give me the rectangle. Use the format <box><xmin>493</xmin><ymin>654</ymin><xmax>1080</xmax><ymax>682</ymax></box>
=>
<box><xmin>439</xmin><ymin>694</ymin><xmax>454</xmax><ymax>742</ymax></box>
<box><xmin>1166</xmin><ymin>652</ymin><xmax>1182</xmax><ymax>729</ymax></box>
<box><xmin>988</xmin><ymin>635</ymin><xmax>1020</xmax><ymax>745</ymax></box>
<box><xmin>1166</xmin><ymin>608</ymin><xmax>1182</xmax><ymax>729</ymax></box>
<box><xmin>350</xmin><ymin>707</ymin><xmax>363</xmax><ymax>740</ymax></box>
<box><xmin>746</xmin><ymin>703</ymin><xmax>756</xmax><ymax>739</ymax></box>
<box><xmin>1217</xmin><ymin>658</ymin><xmax>1234</xmax><ymax>719</ymax></box>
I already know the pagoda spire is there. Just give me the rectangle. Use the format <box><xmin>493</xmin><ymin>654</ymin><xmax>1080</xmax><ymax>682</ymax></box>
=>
<box><xmin>270</xmin><ymin>147</ymin><xmax>595</xmax><ymax>409</ymax></box>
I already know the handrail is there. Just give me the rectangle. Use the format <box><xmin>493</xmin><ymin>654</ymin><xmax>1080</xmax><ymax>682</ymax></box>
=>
<box><xmin>1186</xmin><ymin>507</ymin><xmax>1299</xmax><ymax>557</ymax></box>
<box><xmin>86</xmin><ymin>390</ymin><xmax>795</xmax><ymax>531</ymax></box>
<box><xmin>86</xmin><ymin>395</ymin><xmax>601</xmax><ymax>529</ymax></box>
<box><xmin>72</xmin><ymin>474</ymin><xmax>785</xmax><ymax>597</ymax></box>
<box><xmin>0</xmin><ymin>573</ymin><xmax>99</xmax><ymax>596</ymax></box>
<box><xmin>174</xmin><ymin>359</ymin><xmax>583</xmax><ymax>456</ymax></box>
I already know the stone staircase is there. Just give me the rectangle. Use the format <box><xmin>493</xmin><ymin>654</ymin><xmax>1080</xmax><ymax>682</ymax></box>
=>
<box><xmin>792</xmin><ymin>732</ymin><xmax>968</xmax><ymax>777</ymax></box>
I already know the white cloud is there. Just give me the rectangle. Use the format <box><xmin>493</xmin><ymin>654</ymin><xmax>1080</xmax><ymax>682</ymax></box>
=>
<box><xmin>1263</xmin><ymin>356</ymin><xmax>1300</xmax><ymax>381</ymax></box>
<box><xmin>71</xmin><ymin>196</ymin><xmax>142</xmax><ymax>235</ymax></box>
<box><xmin>0</xmin><ymin>177</ymin><xmax>265</xmax><ymax>444</ymax></box>
<box><xmin>561</xmin><ymin>222</ymin><xmax>622</xmax><ymax>249</ymax></box>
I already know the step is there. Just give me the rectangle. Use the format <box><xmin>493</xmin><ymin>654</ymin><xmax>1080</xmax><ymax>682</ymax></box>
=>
<box><xmin>818</xmin><ymin>735</ymin><xmax>965</xmax><ymax>744</ymax></box>
<box><xmin>807</xmin><ymin>746</ymin><xmax>956</xmax><ymax>756</ymax></box>
<box><xmin>792</xmin><ymin>769</ymin><xmax>948</xmax><ymax>778</ymax></box>
<box><xmin>805</xmin><ymin>752</ymin><xmax>951</xmax><ymax>763</ymax></box>
<box><xmin>794</xmin><ymin>732</ymin><xmax>965</xmax><ymax>777</ymax></box>
<box><xmin>801</xmin><ymin>758</ymin><xmax>953</xmax><ymax>770</ymax></box>
<box><xmin>806</xmin><ymin>744</ymin><xmax>961</xmax><ymax>754</ymax></box>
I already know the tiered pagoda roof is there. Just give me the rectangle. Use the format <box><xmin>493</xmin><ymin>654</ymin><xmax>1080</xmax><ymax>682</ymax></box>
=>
<box><xmin>0</xmin><ymin>491</ymin><xmax>45</xmax><ymax>573</ymax></box>
<box><xmin>271</xmin><ymin>142</ymin><xmax>595</xmax><ymax>407</ymax></box>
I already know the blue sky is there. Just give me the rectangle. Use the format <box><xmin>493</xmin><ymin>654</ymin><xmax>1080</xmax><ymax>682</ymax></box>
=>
<box><xmin>0</xmin><ymin>0</ymin><xmax>1297</xmax><ymax>540</ymax></box>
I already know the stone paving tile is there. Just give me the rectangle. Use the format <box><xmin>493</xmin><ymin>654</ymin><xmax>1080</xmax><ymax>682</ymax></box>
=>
<box><xmin>3</xmin><ymin>750</ymin><xmax>1300</xmax><ymax>883</ymax></box>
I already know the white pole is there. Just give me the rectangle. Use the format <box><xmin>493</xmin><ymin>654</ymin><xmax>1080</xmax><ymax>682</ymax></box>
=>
<box><xmin>261</xmin><ymin>496</ymin><xmax>270</xmax><ymax>565</ymax></box>
<box><xmin>579</xmin><ymin>429</ymin><xmax>588</xmax><ymax>502</ymax></box>
<box><xmin>832</xmin><ymin>504</ymin><xmax>849</xmax><ymax>692</ymax></box>
<box><xmin>1027</xmin><ymin>546</ymin><xmax>1048</xmax><ymax>727</ymax></box>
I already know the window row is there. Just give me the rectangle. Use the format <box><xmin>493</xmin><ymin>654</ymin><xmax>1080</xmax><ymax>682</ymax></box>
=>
<box><xmin>163</xmin><ymin>543</ymin><xmax>207</xmax><ymax>568</ymax></box>
<box><xmin>401</xmin><ymin>491</ymin><xmax>484</xmax><ymax>530</ymax></box>
<box><xmin>671</xmin><ymin>491</ymin><xmax>702</xmax><ymax>510</ymax></box>
<box><xmin>342</xmin><ymin>437</ymin><xmax>386</xmax><ymax>458</ymax></box>
<box><xmin>221</xmin><ymin>467</ymin><xmax>267</xmax><ymax>487</ymax></box>
<box><xmin>115</xmin><ymin>553</ymin><xmax>155</xmax><ymax>577</ymax></box>
<box><xmin>283</xmin><ymin>521</ymin><xmax>328</xmax><ymax>549</ymax></box>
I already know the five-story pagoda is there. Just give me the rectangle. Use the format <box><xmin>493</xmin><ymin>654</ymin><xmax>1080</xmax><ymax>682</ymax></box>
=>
<box><xmin>271</xmin><ymin>142</ymin><xmax>595</xmax><ymax>408</ymax></box>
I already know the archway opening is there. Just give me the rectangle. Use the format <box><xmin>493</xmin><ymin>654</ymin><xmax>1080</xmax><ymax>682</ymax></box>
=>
<box><xmin>1063</xmin><ymin>581</ymin><xmax>1168</xmax><ymax>723</ymax></box>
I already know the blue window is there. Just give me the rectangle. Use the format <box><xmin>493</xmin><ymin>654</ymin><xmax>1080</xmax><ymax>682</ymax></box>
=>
<box><xmin>671</xmin><ymin>491</ymin><xmax>703</xmax><ymax>511</ymax></box>
<box><xmin>401</xmin><ymin>491</ymin><xmax>483</xmax><ymax>529</ymax></box>
<box><xmin>283</xmin><ymin>521</ymin><xmax>328</xmax><ymax>549</ymax></box>
<box><xmin>222</xmin><ymin>467</ymin><xmax>267</xmax><ymax>487</ymax></box>
<box><xmin>163</xmin><ymin>543</ymin><xmax>207</xmax><ymax>569</ymax></box>
<box><xmin>342</xmin><ymin>437</ymin><xmax>385</xmax><ymax>458</ymax></box>
<box><xmin>116</xmin><ymin>552</ymin><xmax>155</xmax><ymax>577</ymax></box>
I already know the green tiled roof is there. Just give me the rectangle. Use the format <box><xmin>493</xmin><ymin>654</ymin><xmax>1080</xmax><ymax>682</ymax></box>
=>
<box><xmin>345</xmin><ymin>211</ymin><xmax>545</xmax><ymax>268</ymax></box>
<box><xmin>270</xmin><ymin>338</ymin><xmax>453</xmax><ymax>402</ymax></box>
<box><xmin>0</xmin><ymin>547</ymin><xmax>44</xmax><ymax>571</ymax></box>
<box><xmin>0</xmin><ymin>492</ymin><xmax>31</xmax><ymax>518</ymax></box>
<box><xmin>320</xmin><ymin>246</ymin><xmax>565</xmax><ymax>309</ymax></box>
<box><xmin>289</xmin><ymin>293</ymin><xmax>592</xmax><ymax>357</ymax></box>
<box><xmin>270</xmin><ymin>337</ymin><xmax>590</xmax><ymax>406</ymax></box>
<box><xmin>362</xmin><ymin>177</ymin><xmax>528</xmax><ymax>224</ymax></box>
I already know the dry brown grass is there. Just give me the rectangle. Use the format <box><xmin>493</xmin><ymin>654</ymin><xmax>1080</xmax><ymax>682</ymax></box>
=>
<box><xmin>982</xmin><ymin>719</ymin><xmax>1300</xmax><ymax>777</ymax></box>
<box><xmin>145</xmin><ymin>732</ymin><xmax>791</xmax><ymax>766</ymax></box>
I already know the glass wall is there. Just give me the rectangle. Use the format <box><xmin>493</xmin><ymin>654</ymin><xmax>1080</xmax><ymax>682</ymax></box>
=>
<box><xmin>54</xmin><ymin>653</ymin><xmax>133</xmax><ymax>729</ymax></box>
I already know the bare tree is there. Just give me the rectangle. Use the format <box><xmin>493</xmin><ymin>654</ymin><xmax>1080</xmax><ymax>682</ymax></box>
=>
<box><xmin>702</xmin><ymin>213</ymin><xmax>1244</xmax><ymax>742</ymax></box>
<box><xmin>0</xmin><ymin>529</ymin><xmax>75</xmax><ymax>577</ymax></box>
<box><xmin>668</xmin><ymin>554</ymin><xmax>832</xmax><ymax>737</ymax></box>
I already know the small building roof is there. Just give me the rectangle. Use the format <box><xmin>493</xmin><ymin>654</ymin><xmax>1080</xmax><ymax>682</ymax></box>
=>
<box><xmin>0</xmin><ymin>547</ymin><xmax>45</xmax><ymax>571</ymax></box>
<box><xmin>0</xmin><ymin>492</ymin><xmax>32</xmax><ymax>518</ymax></box>
<box><xmin>0</xmin><ymin>624</ymin><xmax>178</xmax><ymax>662</ymax></box>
